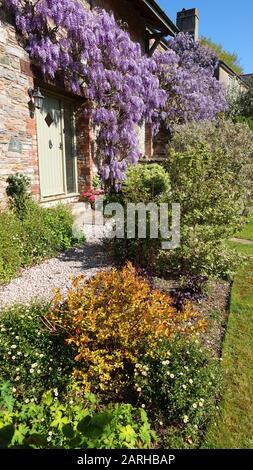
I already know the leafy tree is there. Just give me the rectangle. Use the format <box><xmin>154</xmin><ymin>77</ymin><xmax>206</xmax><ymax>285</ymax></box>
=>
<box><xmin>200</xmin><ymin>36</ymin><xmax>243</xmax><ymax>75</ymax></box>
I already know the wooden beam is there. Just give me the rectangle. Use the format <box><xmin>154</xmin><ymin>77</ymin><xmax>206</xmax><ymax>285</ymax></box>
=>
<box><xmin>147</xmin><ymin>32</ymin><xmax>164</xmax><ymax>56</ymax></box>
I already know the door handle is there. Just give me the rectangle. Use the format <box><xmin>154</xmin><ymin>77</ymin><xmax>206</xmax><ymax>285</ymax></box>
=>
<box><xmin>49</xmin><ymin>140</ymin><xmax>53</xmax><ymax>149</ymax></box>
<box><xmin>59</xmin><ymin>142</ymin><xmax>63</xmax><ymax>150</ymax></box>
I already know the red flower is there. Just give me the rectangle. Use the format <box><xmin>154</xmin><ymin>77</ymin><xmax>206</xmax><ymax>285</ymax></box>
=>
<box><xmin>80</xmin><ymin>187</ymin><xmax>104</xmax><ymax>204</ymax></box>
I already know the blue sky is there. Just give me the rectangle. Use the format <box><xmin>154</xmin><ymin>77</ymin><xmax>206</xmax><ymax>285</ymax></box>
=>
<box><xmin>158</xmin><ymin>0</ymin><xmax>252</xmax><ymax>73</ymax></box>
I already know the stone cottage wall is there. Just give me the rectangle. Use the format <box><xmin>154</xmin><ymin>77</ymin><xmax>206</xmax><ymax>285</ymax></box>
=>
<box><xmin>0</xmin><ymin>1</ymin><xmax>157</xmax><ymax>208</ymax></box>
<box><xmin>0</xmin><ymin>10</ymin><xmax>38</xmax><ymax>208</ymax></box>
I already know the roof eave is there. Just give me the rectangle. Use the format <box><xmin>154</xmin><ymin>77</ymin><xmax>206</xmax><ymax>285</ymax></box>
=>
<box><xmin>138</xmin><ymin>0</ymin><xmax>179</xmax><ymax>36</ymax></box>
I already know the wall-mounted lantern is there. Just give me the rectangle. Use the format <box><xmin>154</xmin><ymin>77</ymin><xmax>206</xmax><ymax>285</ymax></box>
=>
<box><xmin>28</xmin><ymin>87</ymin><xmax>45</xmax><ymax>110</ymax></box>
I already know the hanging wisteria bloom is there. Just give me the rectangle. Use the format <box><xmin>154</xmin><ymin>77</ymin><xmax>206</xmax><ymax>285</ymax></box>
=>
<box><xmin>155</xmin><ymin>33</ymin><xmax>227</xmax><ymax>124</ymax></box>
<box><xmin>5</xmin><ymin>0</ymin><xmax>166</xmax><ymax>186</ymax></box>
<box><xmin>5</xmin><ymin>1</ymin><xmax>227</xmax><ymax>187</ymax></box>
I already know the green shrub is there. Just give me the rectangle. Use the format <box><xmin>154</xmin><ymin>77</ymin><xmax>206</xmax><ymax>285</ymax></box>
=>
<box><xmin>160</xmin><ymin>142</ymin><xmax>244</xmax><ymax>278</ymax></box>
<box><xmin>234</xmin><ymin>115</ymin><xmax>253</xmax><ymax>132</ymax></box>
<box><xmin>6</xmin><ymin>173</ymin><xmax>31</xmax><ymax>218</ymax></box>
<box><xmin>122</xmin><ymin>163</ymin><xmax>170</xmax><ymax>203</ymax></box>
<box><xmin>19</xmin><ymin>202</ymin><xmax>78</xmax><ymax>264</ymax></box>
<box><xmin>0</xmin><ymin>303</ymin><xmax>76</xmax><ymax>400</ymax></box>
<box><xmin>112</xmin><ymin>119</ymin><xmax>253</xmax><ymax>278</ymax></box>
<box><xmin>135</xmin><ymin>337</ymin><xmax>222</xmax><ymax>448</ymax></box>
<box><xmin>0</xmin><ymin>212</ymin><xmax>23</xmax><ymax>283</ymax></box>
<box><xmin>0</xmin><ymin>202</ymin><xmax>82</xmax><ymax>283</ymax></box>
<box><xmin>169</xmin><ymin>118</ymin><xmax>253</xmax><ymax>212</ymax></box>
<box><xmin>110</xmin><ymin>164</ymin><xmax>170</xmax><ymax>268</ymax></box>
<box><xmin>0</xmin><ymin>383</ymin><xmax>155</xmax><ymax>449</ymax></box>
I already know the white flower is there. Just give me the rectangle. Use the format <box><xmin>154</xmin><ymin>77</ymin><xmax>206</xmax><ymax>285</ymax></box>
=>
<box><xmin>141</xmin><ymin>404</ymin><xmax>146</xmax><ymax>408</ymax></box>
<box><xmin>15</xmin><ymin>376</ymin><xmax>20</xmax><ymax>381</ymax></box>
<box><xmin>162</xmin><ymin>360</ymin><xmax>170</xmax><ymax>366</ymax></box>
<box><xmin>12</xmin><ymin>356</ymin><xmax>16</xmax><ymax>360</ymax></box>
<box><xmin>199</xmin><ymin>402</ymin><xmax>204</xmax><ymax>407</ymax></box>
<box><xmin>170</xmin><ymin>373</ymin><xmax>175</xmax><ymax>379</ymax></box>
<box><xmin>183</xmin><ymin>415</ymin><xmax>189</xmax><ymax>424</ymax></box>
<box><xmin>29</xmin><ymin>369</ymin><xmax>34</xmax><ymax>374</ymax></box>
<box><xmin>12</xmin><ymin>387</ymin><xmax>17</xmax><ymax>393</ymax></box>
<box><xmin>137</xmin><ymin>387</ymin><xmax>142</xmax><ymax>392</ymax></box>
<box><xmin>15</xmin><ymin>336</ymin><xmax>19</xmax><ymax>340</ymax></box>
<box><xmin>11</xmin><ymin>345</ymin><xmax>17</xmax><ymax>349</ymax></box>
<box><xmin>189</xmin><ymin>379</ymin><xmax>193</xmax><ymax>385</ymax></box>
<box><xmin>31</xmin><ymin>363</ymin><xmax>38</xmax><ymax>368</ymax></box>
<box><xmin>37</xmin><ymin>370</ymin><xmax>42</xmax><ymax>374</ymax></box>
<box><xmin>16</xmin><ymin>368</ymin><xmax>20</xmax><ymax>372</ymax></box>
<box><xmin>48</xmin><ymin>431</ymin><xmax>53</xmax><ymax>436</ymax></box>
<box><xmin>25</xmin><ymin>399</ymin><xmax>29</xmax><ymax>404</ymax></box>
<box><xmin>47</xmin><ymin>437</ymin><xmax>52</xmax><ymax>442</ymax></box>
<box><xmin>192</xmin><ymin>403</ymin><xmax>197</xmax><ymax>409</ymax></box>
<box><xmin>182</xmin><ymin>384</ymin><xmax>187</xmax><ymax>390</ymax></box>
<box><xmin>17</xmin><ymin>352</ymin><xmax>22</xmax><ymax>356</ymax></box>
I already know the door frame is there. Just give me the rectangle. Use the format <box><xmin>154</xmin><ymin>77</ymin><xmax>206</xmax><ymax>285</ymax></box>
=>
<box><xmin>36</xmin><ymin>89</ymin><xmax>78</xmax><ymax>202</ymax></box>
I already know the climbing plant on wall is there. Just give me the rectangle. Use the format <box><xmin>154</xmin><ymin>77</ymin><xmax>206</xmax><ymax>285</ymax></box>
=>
<box><xmin>5</xmin><ymin>0</ymin><xmax>227</xmax><ymax>188</ymax></box>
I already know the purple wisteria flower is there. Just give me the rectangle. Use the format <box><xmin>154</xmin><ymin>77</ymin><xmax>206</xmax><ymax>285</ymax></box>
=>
<box><xmin>5</xmin><ymin>1</ymin><xmax>227</xmax><ymax>187</ymax></box>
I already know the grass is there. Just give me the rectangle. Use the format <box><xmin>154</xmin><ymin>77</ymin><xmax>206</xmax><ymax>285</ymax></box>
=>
<box><xmin>204</xmin><ymin>239</ymin><xmax>253</xmax><ymax>448</ymax></box>
<box><xmin>234</xmin><ymin>214</ymin><xmax>253</xmax><ymax>241</ymax></box>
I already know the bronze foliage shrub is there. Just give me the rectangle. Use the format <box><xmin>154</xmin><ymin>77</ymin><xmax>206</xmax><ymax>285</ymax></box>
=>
<box><xmin>47</xmin><ymin>263</ymin><xmax>205</xmax><ymax>397</ymax></box>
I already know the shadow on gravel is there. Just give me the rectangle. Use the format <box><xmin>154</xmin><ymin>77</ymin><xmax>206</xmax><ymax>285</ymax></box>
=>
<box><xmin>58</xmin><ymin>242</ymin><xmax>113</xmax><ymax>271</ymax></box>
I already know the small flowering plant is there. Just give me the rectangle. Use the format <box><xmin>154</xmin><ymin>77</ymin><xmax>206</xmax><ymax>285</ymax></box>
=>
<box><xmin>80</xmin><ymin>188</ymin><xmax>104</xmax><ymax>208</ymax></box>
<box><xmin>0</xmin><ymin>303</ymin><xmax>76</xmax><ymax>401</ymax></box>
<box><xmin>134</xmin><ymin>336</ymin><xmax>222</xmax><ymax>447</ymax></box>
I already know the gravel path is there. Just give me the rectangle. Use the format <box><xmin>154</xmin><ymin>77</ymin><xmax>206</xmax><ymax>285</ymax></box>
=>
<box><xmin>0</xmin><ymin>241</ymin><xmax>112</xmax><ymax>308</ymax></box>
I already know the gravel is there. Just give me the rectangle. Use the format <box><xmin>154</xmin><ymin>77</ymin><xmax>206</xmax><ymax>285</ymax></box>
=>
<box><xmin>0</xmin><ymin>241</ymin><xmax>112</xmax><ymax>308</ymax></box>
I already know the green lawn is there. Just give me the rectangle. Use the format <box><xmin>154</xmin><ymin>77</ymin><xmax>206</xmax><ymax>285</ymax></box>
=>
<box><xmin>204</xmin><ymin>240</ymin><xmax>253</xmax><ymax>448</ymax></box>
<box><xmin>234</xmin><ymin>214</ymin><xmax>253</xmax><ymax>241</ymax></box>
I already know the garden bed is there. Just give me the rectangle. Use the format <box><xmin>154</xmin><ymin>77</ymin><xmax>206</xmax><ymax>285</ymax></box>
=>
<box><xmin>154</xmin><ymin>277</ymin><xmax>231</xmax><ymax>357</ymax></box>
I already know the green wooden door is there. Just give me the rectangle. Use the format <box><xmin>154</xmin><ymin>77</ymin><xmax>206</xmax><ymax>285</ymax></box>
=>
<box><xmin>37</xmin><ymin>95</ymin><xmax>65</xmax><ymax>198</ymax></box>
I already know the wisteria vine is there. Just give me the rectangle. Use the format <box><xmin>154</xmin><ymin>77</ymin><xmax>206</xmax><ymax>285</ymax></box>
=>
<box><xmin>4</xmin><ymin>0</ymin><xmax>227</xmax><ymax>187</ymax></box>
<box><xmin>155</xmin><ymin>33</ymin><xmax>227</xmax><ymax>123</ymax></box>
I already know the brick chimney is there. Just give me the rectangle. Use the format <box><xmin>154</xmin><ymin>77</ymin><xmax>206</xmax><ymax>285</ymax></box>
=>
<box><xmin>176</xmin><ymin>8</ymin><xmax>199</xmax><ymax>40</ymax></box>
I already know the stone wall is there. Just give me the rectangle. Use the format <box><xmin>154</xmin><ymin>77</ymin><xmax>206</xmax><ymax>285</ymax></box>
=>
<box><xmin>0</xmin><ymin>1</ymin><xmax>156</xmax><ymax>208</ymax></box>
<box><xmin>0</xmin><ymin>10</ymin><xmax>38</xmax><ymax>208</ymax></box>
